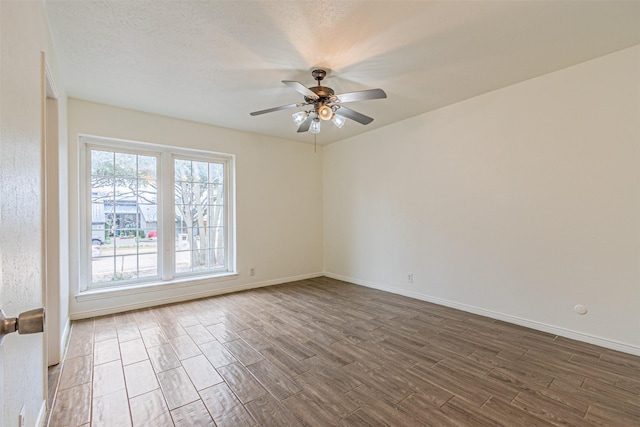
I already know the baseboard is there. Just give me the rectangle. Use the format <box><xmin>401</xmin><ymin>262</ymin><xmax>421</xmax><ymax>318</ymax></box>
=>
<box><xmin>325</xmin><ymin>272</ymin><xmax>640</xmax><ymax>356</ymax></box>
<box><xmin>69</xmin><ymin>272</ymin><xmax>324</xmax><ymax>320</ymax></box>
<box><xmin>36</xmin><ymin>400</ymin><xmax>47</xmax><ymax>427</ymax></box>
<box><xmin>60</xmin><ymin>317</ymin><xmax>71</xmax><ymax>359</ymax></box>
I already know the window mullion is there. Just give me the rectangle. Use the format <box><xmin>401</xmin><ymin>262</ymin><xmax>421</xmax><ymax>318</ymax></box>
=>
<box><xmin>226</xmin><ymin>157</ymin><xmax>235</xmax><ymax>273</ymax></box>
<box><xmin>160</xmin><ymin>152</ymin><xmax>174</xmax><ymax>280</ymax></box>
<box><xmin>80</xmin><ymin>143</ymin><xmax>90</xmax><ymax>292</ymax></box>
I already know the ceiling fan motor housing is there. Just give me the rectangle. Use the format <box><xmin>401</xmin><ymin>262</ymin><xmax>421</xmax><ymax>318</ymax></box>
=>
<box><xmin>305</xmin><ymin>85</ymin><xmax>335</xmax><ymax>103</ymax></box>
<box><xmin>305</xmin><ymin>69</ymin><xmax>336</xmax><ymax>106</ymax></box>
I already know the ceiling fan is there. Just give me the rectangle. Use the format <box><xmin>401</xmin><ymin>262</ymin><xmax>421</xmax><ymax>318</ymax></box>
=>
<box><xmin>250</xmin><ymin>69</ymin><xmax>387</xmax><ymax>134</ymax></box>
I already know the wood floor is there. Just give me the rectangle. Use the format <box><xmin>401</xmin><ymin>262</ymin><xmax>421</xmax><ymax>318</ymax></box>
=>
<box><xmin>48</xmin><ymin>277</ymin><xmax>640</xmax><ymax>426</ymax></box>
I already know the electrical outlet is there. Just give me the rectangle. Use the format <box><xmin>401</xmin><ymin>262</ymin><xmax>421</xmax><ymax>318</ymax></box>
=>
<box><xmin>19</xmin><ymin>405</ymin><xmax>25</xmax><ymax>427</ymax></box>
<box><xmin>574</xmin><ymin>304</ymin><xmax>588</xmax><ymax>315</ymax></box>
<box><xmin>407</xmin><ymin>273</ymin><xmax>414</xmax><ymax>283</ymax></box>
<box><xmin>250</xmin><ymin>267</ymin><xmax>255</xmax><ymax>276</ymax></box>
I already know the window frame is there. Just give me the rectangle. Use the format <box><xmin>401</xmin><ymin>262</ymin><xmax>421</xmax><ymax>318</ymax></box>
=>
<box><xmin>78</xmin><ymin>134</ymin><xmax>236</xmax><ymax>293</ymax></box>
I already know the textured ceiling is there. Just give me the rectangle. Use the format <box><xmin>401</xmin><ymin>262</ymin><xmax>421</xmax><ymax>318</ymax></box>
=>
<box><xmin>45</xmin><ymin>0</ymin><xmax>640</xmax><ymax>145</ymax></box>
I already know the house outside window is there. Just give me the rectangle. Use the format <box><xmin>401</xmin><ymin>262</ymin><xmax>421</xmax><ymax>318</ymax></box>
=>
<box><xmin>80</xmin><ymin>135</ymin><xmax>235</xmax><ymax>291</ymax></box>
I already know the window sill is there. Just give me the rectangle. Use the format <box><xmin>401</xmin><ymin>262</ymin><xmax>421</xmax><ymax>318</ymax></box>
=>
<box><xmin>75</xmin><ymin>272</ymin><xmax>239</xmax><ymax>302</ymax></box>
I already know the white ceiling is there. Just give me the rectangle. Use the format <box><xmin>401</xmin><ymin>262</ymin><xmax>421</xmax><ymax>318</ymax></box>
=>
<box><xmin>45</xmin><ymin>1</ymin><xmax>640</xmax><ymax>145</ymax></box>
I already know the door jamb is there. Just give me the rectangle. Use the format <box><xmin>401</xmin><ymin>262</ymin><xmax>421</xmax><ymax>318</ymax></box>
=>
<box><xmin>41</xmin><ymin>52</ymin><xmax>61</xmax><ymax>399</ymax></box>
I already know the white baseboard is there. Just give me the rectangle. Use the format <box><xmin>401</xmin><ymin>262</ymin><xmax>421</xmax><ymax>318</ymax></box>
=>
<box><xmin>60</xmin><ymin>317</ymin><xmax>71</xmax><ymax>359</ymax></box>
<box><xmin>325</xmin><ymin>272</ymin><xmax>640</xmax><ymax>356</ymax></box>
<box><xmin>70</xmin><ymin>272</ymin><xmax>324</xmax><ymax>320</ymax></box>
<box><xmin>36</xmin><ymin>400</ymin><xmax>47</xmax><ymax>427</ymax></box>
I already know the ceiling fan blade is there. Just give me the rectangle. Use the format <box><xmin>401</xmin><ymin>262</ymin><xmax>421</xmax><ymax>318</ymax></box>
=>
<box><xmin>336</xmin><ymin>106</ymin><xmax>374</xmax><ymax>125</ymax></box>
<box><xmin>282</xmin><ymin>80</ymin><xmax>319</xmax><ymax>100</ymax></box>
<box><xmin>250</xmin><ymin>102</ymin><xmax>307</xmax><ymax>116</ymax></box>
<box><xmin>297</xmin><ymin>116</ymin><xmax>312</xmax><ymax>133</ymax></box>
<box><xmin>335</xmin><ymin>88</ymin><xmax>387</xmax><ymax>103</ymax></box>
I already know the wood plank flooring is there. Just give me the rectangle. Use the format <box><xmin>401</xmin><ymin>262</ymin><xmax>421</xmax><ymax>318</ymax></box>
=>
<box><xmin>48</xmin><ymin>277</ymin><xmax>640</xmax><ymax>426</ymax></box>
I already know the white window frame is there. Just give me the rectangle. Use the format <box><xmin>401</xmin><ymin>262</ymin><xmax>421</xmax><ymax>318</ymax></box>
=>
<box><xmin>78</xmin><ymin>134</ymin><xmax>236</xmax><ymax>293</ymax></box>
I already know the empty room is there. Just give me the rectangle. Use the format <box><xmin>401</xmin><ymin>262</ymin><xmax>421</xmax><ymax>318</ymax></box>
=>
<box><xmin>1</xmin><ymin>1</ymin><xmax>639</xmax><ymax>426</ymax></box>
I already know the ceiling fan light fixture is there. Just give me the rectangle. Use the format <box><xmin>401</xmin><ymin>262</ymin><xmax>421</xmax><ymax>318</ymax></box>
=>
<box><xmin>310</xmin><ymin>118</ymin><xmax>321</xmax><ymax>134</ymax></box>
<box><xmin>318</xmin><ymin>104</ymin><xmax>333</xmax><ymax>121</ymax></box>
<box><xmin>331</xmin><ymin>114</ymin><xmax>346</xmax><ymax>128</ymax></box>
<box><xmin>292</xmin><ymin>111</ymin><xmax>308</xmax><ymax>126</ymax></box>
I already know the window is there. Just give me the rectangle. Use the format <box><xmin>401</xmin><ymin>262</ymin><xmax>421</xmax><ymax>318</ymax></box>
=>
<box><xmin>81</xmin><ymin>135</ymin><xmax>235</xmax><ymax>291</ymax></box>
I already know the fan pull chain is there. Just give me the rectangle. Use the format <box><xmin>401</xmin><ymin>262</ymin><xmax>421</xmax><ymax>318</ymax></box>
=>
<box><xmin>314</xmin><ymin>132</ymin><xmax>317</xmax><ymax>153</ymax></box>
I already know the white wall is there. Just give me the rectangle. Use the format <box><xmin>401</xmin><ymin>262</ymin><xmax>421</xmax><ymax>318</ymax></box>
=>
<box><xmin>68</xmin><ymin>100</ymin><xmax>323</xmax><ymax>318</ymax></box>
<box><xmin>324</xmin><ymin>45</ymin><xmax>640</xmax><ymax>354</ymax></box>
<box><xmin>1</xmin><ymin>0</ymin><xmax>68</xmax><ymax>425</ymax></box>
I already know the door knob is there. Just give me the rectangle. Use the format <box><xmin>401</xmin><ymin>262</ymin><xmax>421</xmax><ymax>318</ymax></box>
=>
<box><xmin>0</xmin><ymin>308</ymin><xmax>45</xmax><ymax>345</ymax></box>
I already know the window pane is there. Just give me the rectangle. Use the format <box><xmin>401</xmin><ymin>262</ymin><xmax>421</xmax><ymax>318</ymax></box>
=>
<box><xmin>213</xmin><ymin>249</ymin><xmax>225</xmax><ymax>268</ymax></box>
<box><xmin>138</xmin><ymin>178</ymin><xmax>157</xmax><ymax>204</ymax></box>
<box><xmin>114</xmin><ymin>152</ymin><xmax>137</xmax><ymax>177</ymax></box>
<box><xmin>98</xmin><ymin>245</ymin><xmax>115</xmax><ymax>258</ymax></box>
<box><xmin>208</xmin><ymin>205</ymin><xmax>224</xmax><ymax>228</ymax></box>
<box><xmin>174</xmin><ymin>158</ymin><xmax>225</xmax><ymax>276</ymax></box>
<box><xmin>138</xmin><ymin>155</ymin><xmax>156</xmax><ymax>179</ymax></box>
<box><xmin>208</xmin><ymin>183</ymin><xmax>222</xmax><ymax>207</ymax></box>
<box><xmin>138</xmin><ymin>204</ymin><xmax>158</xmax><ymax>237</ymax></box>
<box><xmin>91</xmin><ymin>150</ymin><xmax>114</xmax><ymax>176</ymax></box>
<box><xmin>209</xmin><ymin>163</ymin><xmax>223</xmax><ymax>182</ymax></box>
<box><xmin>192</xmin><ymin>161</ymin><xmax>209</xmax><ymax>184</ymax></box>
<box><xmin>175</xmin><ymin>159</ymin><xmax>192</xmax><ymax>182</ymax></box>
<box><xmin>175</xmin><ymin>248</ymin><xmax>191</xmax><ymax>274</ymax></box>
<box><xmin>208</xmin><ymin>226</ymin><xmax>225</xmax><ymax>249</ymax></box>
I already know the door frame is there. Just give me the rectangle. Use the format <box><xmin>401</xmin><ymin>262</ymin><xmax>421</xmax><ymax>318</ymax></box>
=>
<box><xmin>41</xmin><ymin>53</ymin><xmax>61</xmax><ymax>373</ymax></box>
